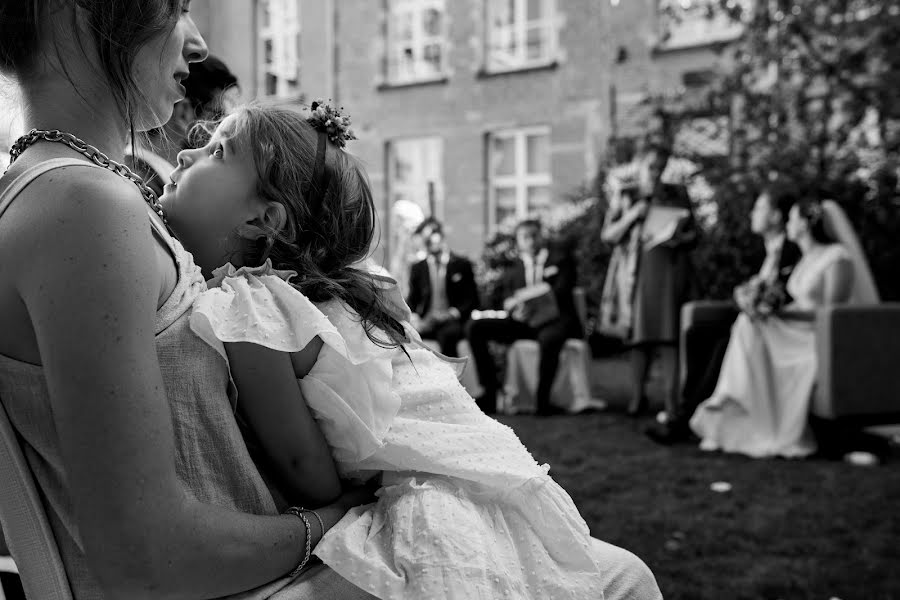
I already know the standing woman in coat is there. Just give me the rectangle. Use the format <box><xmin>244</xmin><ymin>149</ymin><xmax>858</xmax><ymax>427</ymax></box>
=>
<box><xmin>619</xmin><ymin>143</ymin><xmax>697</xmax><ymax>417</ymax></box>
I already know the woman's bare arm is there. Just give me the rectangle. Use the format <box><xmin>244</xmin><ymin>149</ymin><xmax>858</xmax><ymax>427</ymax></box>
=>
<box><xmin>227</xmin><ymin>337</ymin><xmax>342</xmax><ymax>507</ymax></box>
<box><xmin>13</xmin><ymin>169</ymin><xmax>347</xmax><ymax>599</ymax></box>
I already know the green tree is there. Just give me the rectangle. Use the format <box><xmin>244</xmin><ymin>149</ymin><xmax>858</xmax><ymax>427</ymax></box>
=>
<box><xmin>660</xmin><ymin>0</ymin><xmax>900</xmax><ymax>299</ymax></box>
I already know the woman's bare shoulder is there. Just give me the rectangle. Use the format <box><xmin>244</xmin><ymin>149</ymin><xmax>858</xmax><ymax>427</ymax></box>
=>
<box><xmin>4</xmin><ymin>164</ymin><xmax>149</xmax><ymax>238</ymax></box>
<box><xmin>1</xmin><ymin>164</ymin><xmax>158</xmax><ymax>279</ymax></box>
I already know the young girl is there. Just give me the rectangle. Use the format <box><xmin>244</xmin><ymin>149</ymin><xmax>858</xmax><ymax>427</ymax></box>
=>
<box><xmin>162</xmin><ymin>103</ymin><xmax>660</xmax><ymax>600</ymax></box>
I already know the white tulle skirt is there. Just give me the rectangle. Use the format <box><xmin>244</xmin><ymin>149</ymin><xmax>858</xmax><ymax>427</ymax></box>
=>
<box><xmin>690</xmin><ymin>314</ymin><xmax>818</xmax><ymax>458</ymax></box>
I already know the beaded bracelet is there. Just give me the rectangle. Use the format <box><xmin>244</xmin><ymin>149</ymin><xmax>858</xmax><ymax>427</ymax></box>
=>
<box><xmin>283</xmin><ymin>507</ymin><xmax>312</xmax><ymax>578</ymax></box>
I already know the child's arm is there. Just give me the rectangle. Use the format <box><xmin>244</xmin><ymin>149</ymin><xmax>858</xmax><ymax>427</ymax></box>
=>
<box><xmin>226</xmin><ymin>340</ymin><xmax>341</xmax><ymax>507</ymax></box>
<box><xmin>290</xmin><ymin>336</ymin><xmax>324</xmax><ymax>378</ymax></box>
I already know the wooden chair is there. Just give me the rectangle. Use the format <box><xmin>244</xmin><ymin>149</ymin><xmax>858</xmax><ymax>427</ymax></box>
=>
<box><xmin>0</xmin><ymin>396</ymin><xmax>73</xmax><ymax>599</ymax></box>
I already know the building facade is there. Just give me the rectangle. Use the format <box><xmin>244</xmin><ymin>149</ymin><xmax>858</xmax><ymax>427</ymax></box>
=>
<box><xmin>189</xmin><ymin>0</ymin><xmax>738</xmax><ymax>264</ymax></box>
<box><xmin>607</xmin><ymin>0</ymin><xmax>740</xmax><ymax>162</ymax></box>
<box><xmin>192</xmin><ymin>0</ymin><xmax>612</xmax><ymax>262</ymax></box>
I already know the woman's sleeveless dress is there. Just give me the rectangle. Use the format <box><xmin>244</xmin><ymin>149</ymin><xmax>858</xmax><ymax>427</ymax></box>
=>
<box><xmin>0</xmin><ymin>159</ymin><xmax>375</xmax><ymax>600</ymax></box>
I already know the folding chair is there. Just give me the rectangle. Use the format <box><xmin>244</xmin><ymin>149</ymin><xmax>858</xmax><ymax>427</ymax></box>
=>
<box><xmin>0</xmin><ymin>396</ymin><xmax>73</xmax><ymax>599</ymax></box>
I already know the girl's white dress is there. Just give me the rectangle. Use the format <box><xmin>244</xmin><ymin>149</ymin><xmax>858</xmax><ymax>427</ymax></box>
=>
<box><xmin>190</xmin><ymin>262</ymin><xmax>606</xmax><ymax>600</ymax></box>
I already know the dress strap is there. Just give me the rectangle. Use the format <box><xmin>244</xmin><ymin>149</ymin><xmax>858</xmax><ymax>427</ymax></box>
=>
<box><xmin>0</xmin><ymin>158</ymin><xmax>107</xmax><ymax>222</ymax></box>
<box><xmin>0</xmin><ymin>157</ymin><xmax>180</xmax><ymax>259</ymax></box>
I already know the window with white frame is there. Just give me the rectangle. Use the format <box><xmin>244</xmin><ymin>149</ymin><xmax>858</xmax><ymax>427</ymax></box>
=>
<box><xmin>257</xmin><ymin>0</ymin><xmax>301</xmax><ymax>99</ymax></box>
<box><xmin>387</xmin><ymin>137</ymin><xmax>445</xmax><ymax>220</ymax></box>
<box><xmin>385</xmin><ymin>0</ymin><xmax>447</xmax><ymax>84</ymax></box>
<box><xmin>485</xmin><ymin>0</ymin><xmax>557</xmax><ymax>72</ymax></box>
<box><xmin>488</xmin><ymin>127</ymin><xmax>552</xmax><ymax>230</ymax></box>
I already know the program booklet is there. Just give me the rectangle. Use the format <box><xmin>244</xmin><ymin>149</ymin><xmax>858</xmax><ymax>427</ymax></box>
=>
<box><xmin>512</xmin><ymin>282</ymin><xmax>560</xmax><ymax>329</ymax></box>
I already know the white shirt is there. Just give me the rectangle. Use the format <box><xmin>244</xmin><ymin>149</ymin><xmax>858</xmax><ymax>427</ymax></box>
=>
<box><xmin>426</xmin><ymin>251</ymin><xmax>450</xmax><ymax>315</ymax></box>
<box><xmin>521</xmin><ymin>248</ymin><xmax>549</xmax><ymax>288</ymax></box>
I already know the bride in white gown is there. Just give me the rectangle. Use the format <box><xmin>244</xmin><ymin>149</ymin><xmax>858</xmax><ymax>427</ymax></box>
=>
<box><xmin>690</xmin><ymin>198</ymin><xmax>880</xmax><ymax>458</ymax></box>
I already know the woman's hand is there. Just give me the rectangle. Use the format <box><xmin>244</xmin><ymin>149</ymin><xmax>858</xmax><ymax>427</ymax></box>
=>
<box><xmin>628</xmin><ymin>199</ymin><xmax>650</xmax><ymax>222</ymax></box>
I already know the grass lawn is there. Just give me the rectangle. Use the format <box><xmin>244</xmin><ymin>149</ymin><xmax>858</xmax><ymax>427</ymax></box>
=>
<box><xmin>500</xmin><ymin>409</ymin><xmax>900</xmax><ymax>600</ymax></box>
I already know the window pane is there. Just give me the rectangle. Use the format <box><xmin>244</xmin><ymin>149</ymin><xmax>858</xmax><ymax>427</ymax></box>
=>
<box><xmin>265</xmin><ymin>73</ymin><xmax>278</xmax><ymax>97</ymax></box>
<box><xmin>392</xmin><ymin>148</ymin><xmax>414</xmax><ymax>184</ymax></box>
<box><xmin>260</xmin><ymin>0</ymin><xmax>271</xmax><ymax>29</ymax></box>
<box><xmin>398</xmin><ymin>11</ymin><xmax>414</xmax><ymax>40</ymax></box>
<box><xmin>259</xmin><ymin>0</ymin><xmax>301</xmax><ymax>97</ymax></box>
<box><xmin>423</xmin><ymin>8</ymin><xmax>443</xmax><ymax>36</ymax></box>
<box><xmin>526</xmin><ymin>133</ymin><xmax>549</xmax><ymax>174</ymax></box>
<box><xmin>527</xmin><ymin>0</ymin><xmax>545</xmax><ymax>21</ymax></box>
<box><xmin>495</xmin><ymin>187</ymin><xmax>518</xmax><ymax>228</ymax></box>
<box><xmin>490</xmin><ymin>0</ymin><xmax>516</xmax><ymax>27</ymax></box>
<box><xmin>526</xmin><ymin>25</ymin><xmax>546</xmax><ymax>60</ymax></box>
<box><xmin>391</xmin><ymin>138</ymin><xmax>443</xmax><ymax>217</ymax></box>
<box><xmin>423</xmin><ymin>43</ymin><xmax>442</xmax><ymax>75</ymax></box>
<box><xmin>491</xmin><ymin>136</ymin><xmax>516</xmax><ymax>176</ymax></box>
<box><xmin>526</xmin><ymin>185</ymin><xmax>551</xmax><ymax>214</ymax></box>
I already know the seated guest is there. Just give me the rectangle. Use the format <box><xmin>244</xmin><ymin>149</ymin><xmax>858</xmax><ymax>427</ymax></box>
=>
<box><xmin>689</xmin><ymin>197</ymin><xmax>879</xmax><ymax>458</ymax></box>
<box><xmin>406</xmin><ymin>218</ymin><xmax>479</xmax><ymax>357</ymax></box>
<box><xmin>647</xmin><ymin>182</ymin><xmax>802</xmax><ymax>444</ymax></box>
<box><xmin>465</xmin><ymin>219</ymin><xmax>581</xmax><ymax>416</ymax></box>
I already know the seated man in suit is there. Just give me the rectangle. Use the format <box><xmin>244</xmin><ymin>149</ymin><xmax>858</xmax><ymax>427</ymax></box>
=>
<box><xmin>406</xmin><ymin>218</ymin><xmax>480</xmax><ymax>357</ymax></box>
<box><xmin>465</xmin><ymin>219</ymin><xmax>582</xmax><ymax>416</ymax></box>
<box><xmin>647</xmin><ymin>182</ymin><xmax>802</xmax><ymax>444</ymax></box>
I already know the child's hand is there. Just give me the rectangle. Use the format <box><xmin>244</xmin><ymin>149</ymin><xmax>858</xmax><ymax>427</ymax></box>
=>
<box><xmin>313</xmin><ymin>482</ymin><xmax>380</xmax><ymax>539</ymax></box>
<box><xmin>335</xmin><ymin>482</ymin><xmax>379</xmax><ymax>511</ymax></box>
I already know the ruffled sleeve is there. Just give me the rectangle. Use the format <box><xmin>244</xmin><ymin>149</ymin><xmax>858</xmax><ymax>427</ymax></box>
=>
<box><xmin>190</xmin><ymin>260</ymin><xmax>401</xmax><ymax>465</ymax></box>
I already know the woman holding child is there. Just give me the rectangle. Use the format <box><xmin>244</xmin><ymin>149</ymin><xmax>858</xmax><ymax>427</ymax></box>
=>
<box><xmin>0</xmin><ymin>1</ymin><xmax>661</xmax><ymax>598</ymax></box>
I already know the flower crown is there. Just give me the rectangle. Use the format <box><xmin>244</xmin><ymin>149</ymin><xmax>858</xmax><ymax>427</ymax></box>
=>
<box><xmin>305</xmin><ymin>99</ymin><xmax>357</xmax><ymax>148</ymax></box>
<box><xmin>804</xmin><ymin>201</ymin><xmax>824</xmax><ymax>226</ymax></box>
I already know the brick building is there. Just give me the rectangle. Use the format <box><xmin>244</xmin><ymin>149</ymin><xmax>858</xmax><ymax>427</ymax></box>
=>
<box><xmin>191</xmin><ymin>0</ymin><xmax>612</xmax><ymax>263</ymax></box>
<box><xmin>606</xmin><ymin>0</ymin><xmax>740</xmax><ymax>162</ymax></box>
<box><xmin>182</xmin><ymin>0</ymin><xmax>740</xmax><ymax>262</ymax></box>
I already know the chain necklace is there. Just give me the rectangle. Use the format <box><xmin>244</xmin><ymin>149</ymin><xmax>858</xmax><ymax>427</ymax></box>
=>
<box><xmin>7</xmin><ymin>129</ymin><xmax>167</xmax><ymax>224</ymax></box>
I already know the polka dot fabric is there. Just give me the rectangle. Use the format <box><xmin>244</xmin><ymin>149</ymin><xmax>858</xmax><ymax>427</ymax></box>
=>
<box><xmin>191</xmin><ymin>264</ymin><xmax>606</xmax><ymax>599</ymax></box>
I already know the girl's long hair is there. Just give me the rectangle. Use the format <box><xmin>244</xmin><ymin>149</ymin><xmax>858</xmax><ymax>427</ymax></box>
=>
<box><xmin>218</xmin><ymin>105</ymin><xmax>407</xmax><ymax>348</ymax></box>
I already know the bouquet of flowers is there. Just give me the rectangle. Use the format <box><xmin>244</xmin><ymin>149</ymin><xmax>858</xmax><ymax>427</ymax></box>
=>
<box><xmin>734</xmin><ymin>276</ymin><xmax>787</xmax><ymax>319</ymax></box>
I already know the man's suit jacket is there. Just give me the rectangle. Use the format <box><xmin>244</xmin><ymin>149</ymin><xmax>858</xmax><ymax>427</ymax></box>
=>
<box><xmin>407</xmin><ymin>253</ymin><xmax>480</xmax><ymax>322</ymax></box>
<box><xmin>493</xmin><ymin>243</ymin><xmax>579</xmax><ymax>325</ymax></box>
<box><xmin>775</xmin><ymin>239</ymin><xmax>802</xmax><ymax>299</ymax></box>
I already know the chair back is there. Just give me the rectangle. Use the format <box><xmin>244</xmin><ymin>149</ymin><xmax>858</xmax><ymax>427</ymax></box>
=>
<box><xmin>0</xmin><ymin>395</ymin><xmax>73</xmax><ymax>599</ymax></box>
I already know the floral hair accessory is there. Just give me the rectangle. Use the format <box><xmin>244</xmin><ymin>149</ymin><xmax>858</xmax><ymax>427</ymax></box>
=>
<box><xmin>804</xmin><ymin>201</ymin><xmax>825</xmax><ymax>226</ymax></box>
<box><xmin>306</xmin><ymin>99</ymin><xmax>357</xmax><ymax>148</ymax></box>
